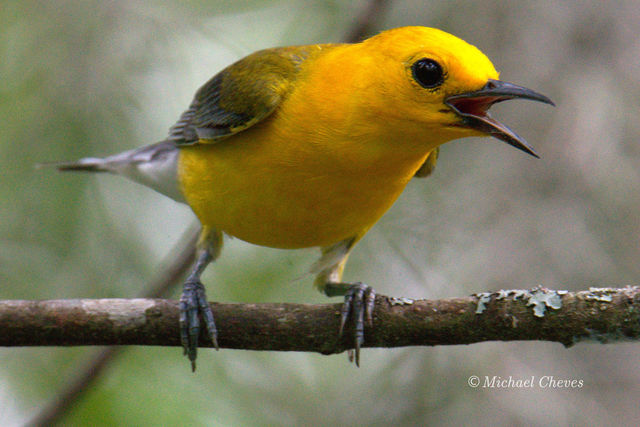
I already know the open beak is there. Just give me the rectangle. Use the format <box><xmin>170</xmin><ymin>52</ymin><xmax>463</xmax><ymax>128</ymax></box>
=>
<box><xmin>444</xmin><ymin>79</ymin><xmax>554</xmax><ymax>158</ymax></box>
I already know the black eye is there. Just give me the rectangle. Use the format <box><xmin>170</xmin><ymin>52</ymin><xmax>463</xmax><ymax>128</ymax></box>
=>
<box><xmin>411</xmin><ymin>58</ymin><xmax>444</xmax><ymax>89</ymax></box>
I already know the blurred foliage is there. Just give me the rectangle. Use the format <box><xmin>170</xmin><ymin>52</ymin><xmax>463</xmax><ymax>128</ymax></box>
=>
<box><xmin>2</xmin><ymin>0</ymin><xmax>640</xmax><ymax>425</ymax></box>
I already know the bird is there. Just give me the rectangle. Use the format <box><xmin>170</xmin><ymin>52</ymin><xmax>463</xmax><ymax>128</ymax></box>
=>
<box><xmin>54</xmin><ymin>26</ymin><xmax>553</xmax><ymax>370</ymax></box>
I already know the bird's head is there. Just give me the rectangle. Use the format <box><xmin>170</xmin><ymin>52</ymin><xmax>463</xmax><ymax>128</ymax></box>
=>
<box><xmin>362</xmin><ymin>26</ymin><xmax>554</xmax><ymax>157</ymax></box>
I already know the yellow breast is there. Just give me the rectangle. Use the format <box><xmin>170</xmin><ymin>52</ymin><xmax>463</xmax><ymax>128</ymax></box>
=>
<box><xmin>178</xmin><ymin>116</ymin><xmax>433</xmax><ymax>249</ymax></box>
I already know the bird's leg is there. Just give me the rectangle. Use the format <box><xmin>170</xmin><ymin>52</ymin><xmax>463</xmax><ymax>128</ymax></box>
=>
<box><xmin>314</xmin><ymin>238</ymin><xmax>375</xmax><ymax>366</ymax></box>
<box><xmin>179</xmin><ymin>227</ymin><xmax>222</xmax><ymax>371</ymax></box>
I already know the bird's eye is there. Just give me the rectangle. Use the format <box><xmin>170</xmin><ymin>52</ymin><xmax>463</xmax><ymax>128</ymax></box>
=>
<box><xmin>411</xmin><ymin>58</ymin><xmax>444</xmax><ymax>89</ymax></box>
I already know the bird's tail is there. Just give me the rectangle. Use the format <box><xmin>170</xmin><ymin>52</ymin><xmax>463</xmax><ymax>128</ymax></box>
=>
<box><xmin>41</xmin><ymin>141</ymin><xmax>185</xmax><ymax>202</ymax></box>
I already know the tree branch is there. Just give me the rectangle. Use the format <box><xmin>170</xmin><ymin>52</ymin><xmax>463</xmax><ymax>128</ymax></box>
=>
<box><xmin>4</xmin><ymin>287</ymin><xmax>640</xmax><ymax>352</ymax></box>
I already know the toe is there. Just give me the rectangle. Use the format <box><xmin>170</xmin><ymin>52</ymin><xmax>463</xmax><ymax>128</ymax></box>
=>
<box><xmin>196</xmin><ymin>285</ymin><xmax>218</xmax><ymax>350</ymax></box>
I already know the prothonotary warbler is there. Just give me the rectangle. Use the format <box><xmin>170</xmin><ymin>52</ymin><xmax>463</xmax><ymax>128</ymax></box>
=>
<box><xmin>55</xmin><ymin>26</ymin><xmax>553</xmax><ymax>369</ymax></box>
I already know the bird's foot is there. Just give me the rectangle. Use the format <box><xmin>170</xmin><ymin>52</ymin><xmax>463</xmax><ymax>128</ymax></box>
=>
<box><xmin>326</xmin><ymin>282</ymin><xmax>376</xmax><ymax>366</ymax></box>
<box><xmin>179</xmin><ymin>279</ymin><xmax>218</xmax><ymax>371</ymax></box>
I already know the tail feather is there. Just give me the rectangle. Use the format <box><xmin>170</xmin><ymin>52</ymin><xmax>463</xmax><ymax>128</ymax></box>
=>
<box><xmin>53</xmin><ymin>159</ymin><xmax>110</xmax><ymax>172</ymax></box>
<box><xmin>41</xmin><ymin>141</ymin><xmax>185</xmax><ymax>202</ymax></box>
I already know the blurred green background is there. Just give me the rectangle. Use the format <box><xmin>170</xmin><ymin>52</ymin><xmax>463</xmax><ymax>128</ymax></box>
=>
<box><xmin>2</xmin><ymin>0</ymin><xmax>640</xmax><ymax>425</ymax></box>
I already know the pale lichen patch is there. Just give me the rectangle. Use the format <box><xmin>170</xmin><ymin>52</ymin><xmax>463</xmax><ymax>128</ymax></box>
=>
<box><xmin>583</xmin><ymin>287</ymin><xmax>615</xmax><ymax>302</ymax></box>
<box><xmin>526</xmin><ymin>288</ymin><xmax>563</xmax><ymax>317</ymax></box>
<box><xmin>388</xmin><ymin>297</ymin><xmax>414</xmax><ymax>306</ymax></box>
<box><xmin>475</xmin><ymin>288</ymin><xmax>566</xmax><ymax>317</ymax></box>
<box><xmin>81</xmin><ymin>298</ymin><xmax>155</xmax><ymax>328</ymax></box>
<box><xmin>475</xmin><ymin>292</ymin><xmax>492</xmax><ymax>314</ymax></box>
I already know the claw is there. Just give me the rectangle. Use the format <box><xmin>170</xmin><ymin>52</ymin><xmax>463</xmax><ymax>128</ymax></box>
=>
<box><xmin>179</xmin><ymin>279</ymin><xmax>217</xmax><ymax>371</ymax></box>
<box><xmin>179</xmin><ymin>299</ymin><xmax>189</xmax><ymax>356</ymax></box>
<box><xmin>196</xmin><ymin>284</ymin><xmax>219</xmax><ymax>350</ymax></box>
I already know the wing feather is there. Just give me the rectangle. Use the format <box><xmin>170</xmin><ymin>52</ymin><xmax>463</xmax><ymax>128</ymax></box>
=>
<box><xmin>168</xmin><ymin>46</ymin><xmax>322</xmax><ymax>145</ymax></box>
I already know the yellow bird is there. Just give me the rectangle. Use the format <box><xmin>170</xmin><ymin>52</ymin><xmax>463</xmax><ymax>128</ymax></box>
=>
<box><xmin>57</xmin><ymin>26</ymin><xmax>553</xmax><ymax>369</ymax></box>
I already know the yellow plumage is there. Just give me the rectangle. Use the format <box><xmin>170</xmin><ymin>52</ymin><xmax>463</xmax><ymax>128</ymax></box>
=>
<box><xmin>179</xmin><ymin>28</ymin><xmax>497</xmax><ymax>249</ymax></box>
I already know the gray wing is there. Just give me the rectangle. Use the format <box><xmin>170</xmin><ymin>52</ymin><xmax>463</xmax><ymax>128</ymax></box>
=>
<box><xmin>167</xmin><ymin>46</ymin><xmax>317</xmax><ymax>145</ymax></box>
